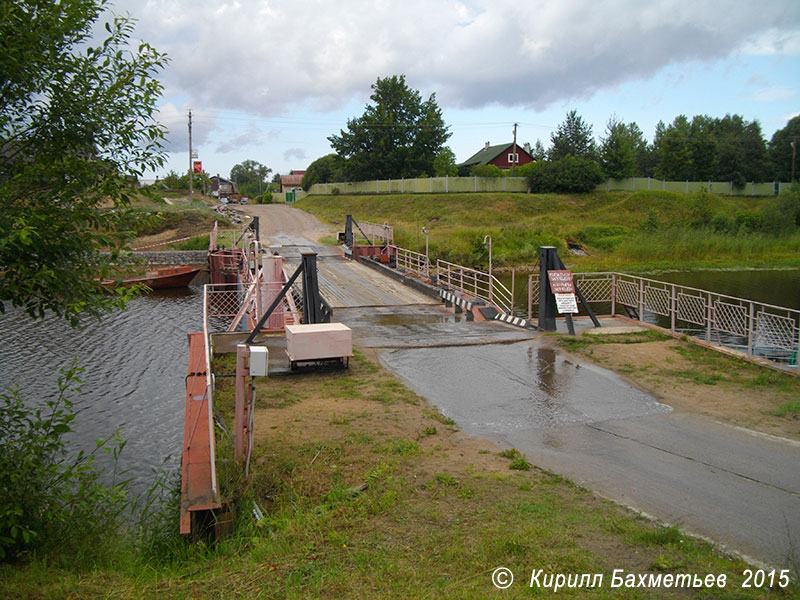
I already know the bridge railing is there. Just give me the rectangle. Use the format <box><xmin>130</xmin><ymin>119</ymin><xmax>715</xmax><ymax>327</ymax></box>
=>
<box><xmin>436</xmin><ymin>259</ymin><xmax>513</xmax><ymax>315</ymax></box>
<box><xmin>358</xmin><ymin>221</ymin><xmax>394</xmax><ymax>245</ymax></box>
<box><xmin>527</xmin><ymin>272</ymin><xmax>799</xmax><ymax>370</ymax></box>
<box><xmin>200</xmin><ymin>291</ymin><xmax>219</xmax><ymax>504</ymax></box>
<box><xmin>391</xmin><ymin>245</ymin><xmax>430</xmax><ymax>279</ymax></box>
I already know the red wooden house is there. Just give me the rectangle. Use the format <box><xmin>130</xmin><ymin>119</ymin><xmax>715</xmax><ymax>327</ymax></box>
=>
<box><xmin>458</xmin><ymin>141</ymin><xmax>534</xmax><ymax>170</ymax></box>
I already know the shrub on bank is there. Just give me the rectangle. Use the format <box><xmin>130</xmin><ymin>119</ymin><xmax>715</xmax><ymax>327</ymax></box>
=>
<box><xmin>0</xmin><ymin>366</ymin><xmax>130</xmax><ymax>564</ymax></box>
<box><xmin>527</xmin><ymin>156</ymin><xmax>604</xmax><ymax>193</ymax></box>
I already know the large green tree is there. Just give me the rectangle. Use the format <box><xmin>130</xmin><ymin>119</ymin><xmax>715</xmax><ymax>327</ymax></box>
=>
<box><xmin>768</xmin><ymin>116</ymin><xmax>800</xmax><ymax>182</ymax></box>
<box><xmin>230</xmin><ymin>159</ymin><xmax>272</xmax><ymax>197</ymax></box>
<box><xmin>301</xmin><ymin>154</ymin><xmax>345</xmax><ymax>191</ymax></box>
<box><xmin>433</xmin><ymin>147</ymin><xmax>458</xmax><ymax>177</ymax></box>
<box><xmin>599</xmin><ymin>116</ymin><xmax>637</xmax><ymax>179</ymax></box>
<box><xmin>328</xmin><ymin>75</ymin><xmax>451</xmax><ymax>181</ymax></box>
<box><xmin>1</xmin><ymin>0</ymin><xmax>167</xmax><ymax>325</ymax></box>
<box><xmin>548</xmin><ymin>110</ymin><xmax>596</xmax><ymax>161</ymax></box>
<box><xmin>654</xmin><ymin>116</ymin><xmax>693</xmax><ymax>180</ymax></box>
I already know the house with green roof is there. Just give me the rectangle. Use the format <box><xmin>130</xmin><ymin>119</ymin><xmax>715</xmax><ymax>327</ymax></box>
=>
<box><xmin>458</xmin><ymin>141</ymin><xmax>534</xmax><ymax>170</ymax></box>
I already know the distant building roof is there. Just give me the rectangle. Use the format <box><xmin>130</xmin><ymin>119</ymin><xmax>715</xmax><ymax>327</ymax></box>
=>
<box><xmin>458</xmin><ymin>142</ymin><xmax>532</xmax><ymax>167</ymax></box>
<box><xmin>280</xmin><ymin>173</ymin><xmax>304</xmax><ymax>187</ymax></box>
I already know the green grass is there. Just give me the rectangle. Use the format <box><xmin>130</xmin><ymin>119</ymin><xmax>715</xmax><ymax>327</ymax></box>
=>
<box><xmin>555</xmin><ymin>330</ymin><xmax>670</xmax><ymax>352</ymax></box>
<box><xmin>295</xmin><ymin>190</ymin><xmax>800</xmax><ymax>271</ymax></box>
<box><xmin>770</xmin><ymin>401</ymin><xmax>800</xmax><ymax>418</ymax></box>
<box><xmin>4</xmin><ymin>350</ymin><xmax>797</xmax><ymax>598</ymax></box>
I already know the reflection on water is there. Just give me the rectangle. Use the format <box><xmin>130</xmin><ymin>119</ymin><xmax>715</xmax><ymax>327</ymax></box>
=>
<box><xmin>0</xmin><ymin>285</ymin><xmax>205</xmax><ymax>493</ymax></box>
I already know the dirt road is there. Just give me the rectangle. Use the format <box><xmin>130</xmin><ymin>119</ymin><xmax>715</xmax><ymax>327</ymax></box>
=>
<box><xmin>240</xmin><ymin>204</ymin><xmax>334</xmax><ymax>246</ymax></box>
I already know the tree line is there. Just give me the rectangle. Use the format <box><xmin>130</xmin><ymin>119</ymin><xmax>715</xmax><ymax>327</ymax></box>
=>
<box><xmin>301</xmin><ymin>74</ymin><xmax>799</xmax><ymax>191</ymax></box>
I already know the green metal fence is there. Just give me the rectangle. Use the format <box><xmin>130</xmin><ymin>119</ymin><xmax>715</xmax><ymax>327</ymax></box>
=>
<box><xmin>598</xmin><ymin>178</ymin><xmax>789</xmax><ymax>196</ymax></box>
<box><xmin>307</xmin><ymin>176</ymin><xmax>791</xmax><ymax>197</ymax></box>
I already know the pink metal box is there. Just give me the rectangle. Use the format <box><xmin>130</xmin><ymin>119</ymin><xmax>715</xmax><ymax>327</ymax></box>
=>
<box><xmin>285</xmin><ymin>323</ymin><xmax>353</xmax><ymax>362</ymax></box>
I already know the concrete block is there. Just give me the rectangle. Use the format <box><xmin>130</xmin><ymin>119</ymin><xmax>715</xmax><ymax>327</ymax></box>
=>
<box><xmin>285</xmin><ymin>323</ymin><xmax>353</xmax><ymax>361</ymax></box>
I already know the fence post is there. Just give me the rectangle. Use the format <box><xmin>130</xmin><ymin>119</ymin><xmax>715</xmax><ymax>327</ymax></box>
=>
<box><xmin>445</xmin><ymin>175</ymin><xmax>449</xmax><ymax>193</ymax></box>
<box><xmin>648</xmin><ymin>177</ymin><xmax>651</xmax><ymax>190</ymax></box>
<box><xmin>747</xmin><ymin>303</ymin><xmax>754</xmax><ymax>358</ymax></box>
<box><xmin>632</xmin><ymin>178</ymin><xmax>635</xmax><ymax>192</ymax></box>
<box><xmin>706</xmin><ymin>296</ymin><xmax>713</xmax><ymax>342</ymax></box>
<box><xmin>511</xmin><ymin>269</ymin><xmax>515</xmax><ymax>313</ymax></box>
<box><xmin>670</xmin><ymin>284</ymin><xmax>676</xmax><ymax>332</ymax></box>
<box><xmin>528</xmin><ymin>274</ymin><xmax>533</xmax><ymax>321</ymax></box>
<box><xmin>611</xmin><ymin>273</ymin><xmax>616</xmax><ymax>316</ymax></box>
<box><xmin>638</xmin><ymin>278</ymin><xmax>644</xmax><ymax>323</ymax></box>
<box><xmin>473</xmin><ymin>176</ymin><xmax>477</xmax><ymax>192</ymax></box>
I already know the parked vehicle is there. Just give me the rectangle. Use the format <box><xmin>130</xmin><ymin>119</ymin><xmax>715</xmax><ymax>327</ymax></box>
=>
<box><xmin>240</xmin><ymin>197</ymin><xmax>249</xmax><ymax>204</ymax></box>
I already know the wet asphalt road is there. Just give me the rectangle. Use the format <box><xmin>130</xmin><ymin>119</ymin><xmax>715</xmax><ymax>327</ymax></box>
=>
<box><xmin>263</xmin><ymin>210</ymin><xmax>800</xmax><ymax>568</ymax></box>
<box><xmin>334</xmin><ymin>305</ymin><xmax>800</xmax><ymax>568</ymax></box>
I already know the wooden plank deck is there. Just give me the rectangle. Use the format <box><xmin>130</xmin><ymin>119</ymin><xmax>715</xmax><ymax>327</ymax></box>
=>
<box><xmin>180</xmin><ymin>332</ymin><xmax>220</xmax><ymax>535</ymax></box>
<box><xmin>285</xmin><ymin>255</ymin><xmax>437</xmax><ymax>308</ymax></box>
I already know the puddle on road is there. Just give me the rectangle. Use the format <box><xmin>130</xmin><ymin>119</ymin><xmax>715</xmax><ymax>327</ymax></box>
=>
<box><xmin>370</xmin><ymin>312</ymin><xmax>464</xmax><ymax>326</ymax></box>
<box><xmin>380</xmin><ymin>341</ymin><xmax>671</xmax><ymax>435</ymax></box>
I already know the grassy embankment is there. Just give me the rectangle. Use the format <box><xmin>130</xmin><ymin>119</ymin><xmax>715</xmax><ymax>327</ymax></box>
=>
<box><xmin>3</xmin><ymin>348</ymin><xmax>796</xmax><ymax>598</ymax></box>
<box><xmin>126</xmin><ymin>193</ymin><xmax>236</xmax><ymax>250</ymax></box>
<box><xmin>296</xmin><ymin>190</ymin><xmax>800</xmax><ymax>272</ymax></box>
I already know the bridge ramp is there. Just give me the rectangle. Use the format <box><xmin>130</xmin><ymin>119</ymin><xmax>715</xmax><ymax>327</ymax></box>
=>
<box><xmin>284</xmin><ymin>251</ymin><xmax>436</xmax><ymax>308</ymax></box>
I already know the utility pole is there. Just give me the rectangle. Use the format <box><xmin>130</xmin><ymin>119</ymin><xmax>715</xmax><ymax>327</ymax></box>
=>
<box><xmin>511</xmin><ymin>122</ymin><xmax>518</xmax><ymax>176</ymax></box>
<box><xmin>188</xmin><ymin>110</ymin><xmax>193</xmax><ymax>196</ymax></box>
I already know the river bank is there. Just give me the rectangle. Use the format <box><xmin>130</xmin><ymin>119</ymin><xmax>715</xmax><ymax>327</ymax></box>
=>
<box><xmin>295</xmin><ymin>189</ymin><xmax>800</xmax><ymax>272</ymax></box>
<box><xmin>5</xmin><ymin>345</ymin><xmax>797</xmax><ymax>598</ymax></box>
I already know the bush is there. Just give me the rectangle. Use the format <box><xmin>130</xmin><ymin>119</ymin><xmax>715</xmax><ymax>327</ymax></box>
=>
<box><xmin>176</xmin><ymin>234</ymin><xmax>211</xmax><ymax>250</ymax></box>
<box><xmin>257</xmin><ymin>192</ymin><xmax>273</xmax><ymax>204</ymax></box>
<box><xmin>0</xmin><ymin>365</ymin><xmax>131</xmax><ymax>564</ymax></box>
<box><xmin>468</xmin><ymin>164</ymin><xmax>505</xmax><ymax>177</ymax></box>
<box><xmin>527</xmin><ymin>156</ymin><xmax>604</xmax><ymax>193</ymax></box>
<box><xmin>762</xmin><ymin>185</ymin><xmax>800</xmax><ymax>236</ymax></box>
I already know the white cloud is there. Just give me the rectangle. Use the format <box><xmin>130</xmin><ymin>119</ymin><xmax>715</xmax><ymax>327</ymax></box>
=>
<box><xmin>156</xmin><ymin>103</ymin><xmax>216</xmax><ymax>152</ymax></box>
<box><xmin>113</xmin><ymin>0</ymin><xmax>800</xmax><ymax>115</ymax></box>
<box><xmin>215</xmin><ymin>122</ymin><xmax>269</xmax><ymax>153</ymax></box>
<box><xmin>740</xmin><ymin>29</ymin><xmax>800</xmax><ymax>56</ymax></box>
<box><xmin>283</xmin><ymin>148</ymin><xmax>307</xmax><ymax>161</ymax></box>
<box><xmin>750</xmin><ymin>86</ymin><xmax>797</xmax><ymax>102</ymax></box>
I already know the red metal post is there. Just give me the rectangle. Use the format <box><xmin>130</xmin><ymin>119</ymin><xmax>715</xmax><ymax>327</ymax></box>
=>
<box><xmin>234</xmin><ymin>344</ymin><xmax>251</xmax><ymax>462</ymax></box>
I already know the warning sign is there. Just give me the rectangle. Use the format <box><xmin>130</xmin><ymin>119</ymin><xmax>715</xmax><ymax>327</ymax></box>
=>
<box><xmin>555</xmin><ymin>293</ymin><xmax>579</xmax><ymax>314</ymax></box>
<box><xmin>548</xmin><ymin>270</ymin><xmax>575</xmax><ymax>294</ymax></box>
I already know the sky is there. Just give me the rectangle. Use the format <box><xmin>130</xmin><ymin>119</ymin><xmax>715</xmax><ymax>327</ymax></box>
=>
<box><xmin>106</xmin><ymin>0</ymin><xmax>800</xmax><ymax>180</ymax></box>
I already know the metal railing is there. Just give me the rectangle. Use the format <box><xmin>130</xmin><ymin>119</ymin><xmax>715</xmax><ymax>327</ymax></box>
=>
<box><xmin>200</xmin><ymin>290</ymin><xmax>218</xmax><ymax>502</ymax></box>
<box><xmin>357</xmin><ymin>220</ymin><xmax>394</xmax><ymax>245</ymax></box>
<box><xmin>391</xmin><ymin>245</ymin><xmax>431</xmax><ymax>279</ymax></box>
<box><xmin>527</xmin><ymin>272</ymin><xmax>799</xmax><ymax>370</ymax></box>
<box><xmin>436</xmin><ymin>259</ymin><xmax>513</xmax><ymax>315</ymax></box>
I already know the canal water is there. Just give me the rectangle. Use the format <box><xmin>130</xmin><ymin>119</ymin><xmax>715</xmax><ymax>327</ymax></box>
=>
<box><xmin>0</xmin><ymin>279</ymin><xmax>206</xmax><ymax>494</ymax></box>
<box><xmin>1</xmin><ymin>268</ymin><xmax>797</xmax><ymax>494</ymax></box>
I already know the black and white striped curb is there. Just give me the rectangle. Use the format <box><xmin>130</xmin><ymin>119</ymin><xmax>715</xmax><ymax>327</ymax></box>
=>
<box><xmin>439</xmin><ymin>289</ymin><xmax>474</xmax><ymax>312</ymax></box>
<box><xmin>494</xmin><ymin>312</ymin><xmax>534</xmax><ymax>329</ymax></box>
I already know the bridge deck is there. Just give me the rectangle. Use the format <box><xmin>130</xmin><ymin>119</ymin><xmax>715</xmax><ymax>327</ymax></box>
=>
<box><xmin>286</xmin><ymin>254</ymin><xmax>437</xmax><ymax>308</ymax></box>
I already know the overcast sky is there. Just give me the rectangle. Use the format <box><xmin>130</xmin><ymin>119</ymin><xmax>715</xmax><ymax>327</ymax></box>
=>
<box><xmin>108</xmin><ymin>0</ymin><xmax>800</xmax><ymax>180</ymax></box>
